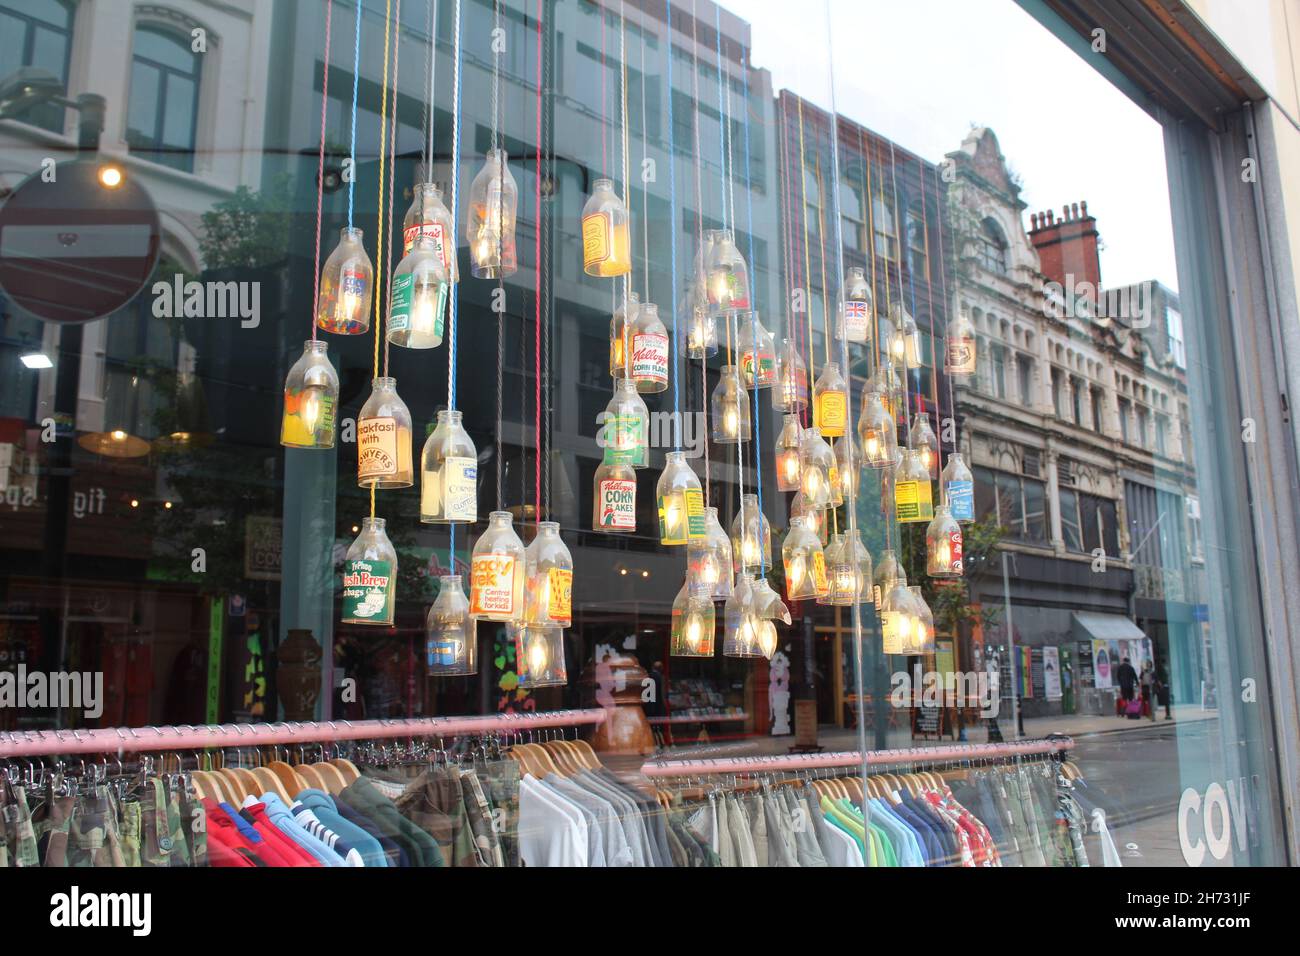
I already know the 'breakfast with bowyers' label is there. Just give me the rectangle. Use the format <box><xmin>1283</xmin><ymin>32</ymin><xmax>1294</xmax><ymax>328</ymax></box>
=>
<box><xmin>471</xmin><ymin>554</ymin><xmax>517</xmax><ymax>617</ymax></box>
<box><xmin>598</xmin><ymin>478</ymin><xmax>636</xmax><ymax>529</ymax></box>
<box><xmin>422</xmin><ymin>456</ymin><xmax>477</xmax><ymax>521</ymax></box>
<box><xmin>341</xmin><ymin>559</ymin><xmax>395</xmax><ymax>625</ymax></box>
<box><xmin>631</xmin><ymin>333</ymin><xmax>669</xmax><ymax>384</ymax></box>
<box><xmin>358</xmin><ymin>417</ymin><xmax>400</xmax><ymax>478</ymax></box>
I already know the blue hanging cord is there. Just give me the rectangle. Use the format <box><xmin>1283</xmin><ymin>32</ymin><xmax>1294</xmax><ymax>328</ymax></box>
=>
<box><xmin>347</xmin><ymin>0</ymin><xmax>363</xmax><ymax>228</ymax></box>
<box><xmin>665</xmin><ymin>0</ymin><xmax>680</xmax><ymax>431</ymax></box>
<box><xmin>740</xmin><ymin>56</ymin><xmax>764</xmax><ymax>575</ymax></box>
<box><xmin>712</xmin><ymin>6</ymin><xmax>727</xmax><ymax>228</ymax></box>
<box><xmin>448</xmin><ymin>0</ymin><xmax>463</xmax><ymax>564</ymax></box>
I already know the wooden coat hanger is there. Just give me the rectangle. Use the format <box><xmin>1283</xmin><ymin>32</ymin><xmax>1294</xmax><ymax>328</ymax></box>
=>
<box><xmin>294</xmin><ymin>763</ymin><xmax>329</xmax><ymax>792</ymax></box>
<box><xmin>330</xmin><ymin>758</ymin><xmax>362</xmax><ymax>784</ymax></box>
<box><xmin>312</xmin><ymin>762</ymin><xmax>348</xmax><ymax>795</ymax></box>
<box><xmin>250</xmin><ymin>767</ymin><xmax>292</xmax><ymax>804</ymax></box>
<box><xmin>268</xmin><ymin>760</ymin><xmax>309</xmax><ymax>800</ymax></box>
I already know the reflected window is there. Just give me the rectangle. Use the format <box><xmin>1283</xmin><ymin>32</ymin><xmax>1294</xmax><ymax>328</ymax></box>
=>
<box><xmin>840</xmin><ymin>179</ymin><xmax>865</xmax><ymax>252</ymax></box>
<box><xmin>977</xmin><ymin>217</ymin><xmax>1008</xmax><ymax>274</ymax></box>
<box><xmin>906</xmin><ymin>200</ymin><xmax>928</xmax><ymax>279</ymax></box>
<box><xmin>127</xmin><ymin>23</ymin><xmax>201</xmax><ymax>172</ymax></box>
<box><xmin>872</xmin><ymin>193</ymin><xmax>897</xmax><ymax>260</ymax></box>
<box><xmin>0</xmin><ymin>0</ymin><xmax>75</xmax><ymax>133</ymax></box>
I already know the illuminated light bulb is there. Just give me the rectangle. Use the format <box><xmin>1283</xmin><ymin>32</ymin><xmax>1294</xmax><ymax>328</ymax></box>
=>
<box><xmin>281</xmin><ymin>340</ymin><xmax>339</xmax><ymax>450</ymax></box>
<box><xmin>527</xmin><ymin>630</ymin><xmax>550</xmax><ymax>674</ymax></box>
<box><xmin>775</xmin><ymin>413</ymin><xmax>803</xmax><ymax>493</ymax></box>
<box><xmin>302</xmin><ymin>391</ymin><xmax>322</xmax><ymax>432</ymax></box>
<box><xmin>609</xmin><ymin>292</ymin><xmax>639</xmax><ymax>378</ymax></box>
<box><xmin>757</xmin><ymin>620</ymin><xmax>778</xmax><ymax>659</ymax></box>
<box><xmin>112</xmin><ymin>430</ymin><xmax>128</xmax><ymax>442</ymax></box>
<box><xmin>711</xmin><ymin>367</ymin><xmax>750</xmax><ymax>443</ymax></box>
<box><xmin>788</xmin><ymin>555</ymin><xmax>805</xmax><ymax>588</ymax></box>
<box><xmin>685</xmin><ymin>615</ymin><xmax>703</xmax><ymax>650</ymax></box>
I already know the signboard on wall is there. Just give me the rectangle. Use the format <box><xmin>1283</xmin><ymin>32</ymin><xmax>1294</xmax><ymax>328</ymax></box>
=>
<box><xmin>1092</xmin><ymin>639</ymin><xmax>1114</xmax><ymax>689</ymax></box>
<box><xmin>1042</xmin><ymin>645</ymin><xmax>1062</xmax><ymax>700</ymax></box>
<box><xmin>244</xmin><ymin>516</ymin><xmax>283</xmax><ymax>581</ymax></box>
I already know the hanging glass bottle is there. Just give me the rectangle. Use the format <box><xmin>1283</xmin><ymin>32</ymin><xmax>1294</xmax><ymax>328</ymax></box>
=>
<box><xmin>911</xmin><ymin>412</ymin><xmax>940</xmax><ymax>479</ymax></box>
<box><xmin>944</xmin><ymin>308</ymin><xmax>977</xmax><ymax>377</ymax></box>
<box><xmin>421</xmin><ymin>409</ymin><xmax>478</xmax><ymax>523</ymax></box>
<box><xmin>880</xmin><ymin>572</ymin><xmax>916</xmax><ymax>655</ymax></box>
<box><xmin>711</xmin><ymin>368</ymin><xmax>751</xmax><ymax>443</ymax></box>
<box><xmin>700</xmin><ymin>506</ymin><xmax>734</xmax><ymax>600</ymax></box>
<box><xmin>357</xmin><ymin>377</ymin><xmax>413</xmax><ymax>489</ymax></box>
<box><xmin>467</xmin><ymin>147</ymin><xmax>518</xmax><ymax>279</ymax></box>
<box><xmin>470</xmin><ymin>510</ymin><xmax>526</xmax><ymax>623</ymax></box>
<box><xmin>671</xmin><ymin>582</ymin><xmax>716</xmax><ymax>657</ymax></box>
<box><xmin>387</xmin><ymin>235</ymin><xmax>449</xmax><ymax>349</ymax></box>
<box><xmin>866</xmin><ymin>359</ymin><xmax>902</xmax><ymax>419</ymax></box>
<box><xmin>818</xmin><ymin>533</ymin><xmax>845</xmax><ymax>606</ymax></box>
<box><xmin>581</xmin><ymin>178</ymin><xmax>633</xmax><ymax>277</ymax></box>
<box><xmin>782</xmin><ymin>515</ymin><xmax>827</xmax><ymax>601</ymax></box>
<box><xmin>722</xmin><ymin>575</ymin><xmax>762</xmax><ymax>658</ymax></box>
<box><xmin>790</xmin><ymin>490</ymin><xmax>827</xmax><ymax>542</ymax></box>
<box><xmin>813</xmin><ymin>362</ymin><xmax>849</xmax><ymax>438</ymax></box>
<box><xmin>683</xmin><ymin>282</ymin><xmax>718</xmax><ymax>358</ymax></box>
<box><xmin>772</xmin><ymin>337</ymin><xmax>809</xmax><ymax>412</ymax></box>
<box><xmin>858</xmin><ymin>390</ymin><xmax>896</xmax><ymax>469</ymax></box>
<box><xmin>705</xmin><ymin>229</ymin><xmax>751</xmax><ymax>315</ymax></box>
<box><xmin>730</xmin><ymin>493</ymin><xmax>772</xmax><ymax>573</ymax></box>
<box><xmin>799</xmin><ymin>427</ymin><xmax>835</xmax><ymax>511</ymax></box>
<box><xmin>629</xmin><ymin>302</ymin><xmax>670</xmax><ymax>394</ymax></box>
<box><xmin>926</xmin><ymin>505</ymin><xmax>964</xmax><ymax>578</ymax></box>
<box><xmin>656</xmin><ymin>451</ymin><xmax>706</xmax><ymax>545</ymax></box>
<box><xmin>908</xmin><ymin>587</ymin><xmax>936</xmax><ymax>655</ymax></box>
<box><xmin>774</xmin><ymin>413</ymin><xmax>803</xmax><ymax>492</ymax></box>
<box><xmin>838</xmin><ymin>266</ymin><xmax>872</xmax><ymax>343</ymax></box>
<box><xmin>889</xmin><ymin>303</ymin><xmax>923</xmax><ymax>368</ymax></box>
<box><xmin>524</xmin><ymin>521</ymin><xmax>573</xmax><ymax>628</ymax></box>
<box><xmin>317</xmin><ymin>226</ymin><xmax>373</xmax><ymax>334</ymax></box>
<box><xmin>593</xmin><ymin>458</ymin><xmax>636</xmax><ymax>533</ymax></box>
<box><xmin>894</xmin><ymin>448</ymin><xmax>934</xmax><ymax>524</ymax></box>
<box><xmin>609</xmin><ymin>291</ymin><xmax>639</xmax><ymax>379</ymax></box>
<box><xmin>281</xmin><ymin>340</ymin><xmax>339</xmax><ymax>449</ymax></box>
<box><xmin>873</xmin><ymin>547</ymin><xmax>900</xmax><ymax>609</ymax></box>
<box><xmin>341</xmin><ymin>516</ymin><xmax>398</xmax><ymax>626</ymax></box>
<box><xmin>737</xmin><ymin>313</ymin><xmax>777</xmax><ymax>389</ymax></box>
<box><xmin>942</xmin><ymin>452</ymin><xmax>975</xmax><ymax>523</ymax></box>
<box><xmin>751</xmin><ymin>577</ymin><xmax>791</xmax><ymax>659</ymax></box>
<box><xmin>829</xmin><ymin>530</ymin><xmax>872</xmax><ymax>606</ymax></box>
<box><xmin>403</xmin><ymin>181</ymin><xmax>459</xmax><ymax>279</ymax></box>
<box><xmin>516</xmin><ymin>624</ymin><xmax>567</xmax><ymax>688</ymax></box>
<box><xmin>602</xmin><ymin>376</ymin><xmax>648</xmax><ymax>468</ymax></box>
<box><xmin>425</xmin><ymin>575</ymin><xmax>476</xmax><ymax>675</ymax></box>
<box><xmin>834</xmin><ymin>429</ymin><xmax>859</xmax><ymax>502</ymax></box>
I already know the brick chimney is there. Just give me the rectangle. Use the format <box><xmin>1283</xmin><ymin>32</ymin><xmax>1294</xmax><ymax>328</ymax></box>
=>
<box><xmin>1028</xmin><ymin>201</ymin><xmax>1100</xmax><ymax>300</ymax></box>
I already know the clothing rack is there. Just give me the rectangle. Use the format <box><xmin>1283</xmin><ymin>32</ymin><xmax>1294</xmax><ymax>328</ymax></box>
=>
<box><xmin>639</xmin><ymin>736</ymin><xmax>1074</xmax><ymax>778</ymax></box>
<box><xmin>0</xmin><ymin>709</ymin><xmax>608</xmax><ymax>758</ymax></box>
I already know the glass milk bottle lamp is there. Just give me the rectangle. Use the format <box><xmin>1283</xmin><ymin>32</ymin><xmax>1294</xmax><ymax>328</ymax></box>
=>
<box><xmin>629</xmin><ymin>303</ymin><xmax>670</xmax><ymax>394</ymax></box>
<box><xmin>516</xmin><ymin>624</ymin><xmax>567</xmax><ymax>688</ymax></box>
<box><xmin>701</xmin><ymin>506</ymin><xmax>734</xmax><ymax>600</ymax></box>
<box><xmin>773</xmin><ymin>337</ymin><xmax>809</xmax><ymax>412</ymax></box>
<box><xmin>838</xmin><ymin>266</ymin><xmax>872</xmax><ymax>343</ymax></box>
<box><xmin>467</xmin><ymin>147</ymin><xmax>518</xmax><ymax>279</ymax></box>
<box><xmin>656</xmin><ymin>451</ymin><xmax>705</xmax><ymax>545</ymax></box>
<box><xmin>730</xmin><ymin>493</ymin><xmax>772</xmax><ymax>573</ymax></box>
<box><xmin>945</xmin><ymin>310</ymin><xmax>977</xmax><ymax>377</ymax></box>
<box><xmin>609</xmin><ymin>291</ymin><xmax>639</xmax><ymax>378</ymax></box>
<box><xmin>858</xmin><ymin>390</ymin><xmax>897</xmax><ymax>468</ymax></box>
<box><xmin>782</xmin><ymin>515</ymin><xmax>827</xmax><ymax>601</ymax></box>
<box><xmin>425</xmin><ymin>575</ymin><xmax>476</xmax><ymax>675</ymax></box>
<box><xmin>818</xmin><ymin>533</ymin><xmax>846</xmax><ymax>606</ymax></box>
<box><xmin>790</xmin><ymin>490</ymin><xmax>827</xmax><ymax>542</ymax></box>
<box><xmin>524</xmin><ymin>521</ymin><xmax>573</xmax><ymax>628</ymax></box>
<box><xmin>813</xmin><ymin>362</ymin><xmax>849</xmax><ymax>438</ymax></box>
<box><xmin>926</xmin><ymin>505</ymin><xmax>964</xmax><ymax>578</ymax></box>
<box><xmin>281</xmin><ymin>340</ymin><xmax>339</xmax><ymax>449</ymax></box>
<box><xmin>357</xmin><ymin>377</ymin><xmax>414</xmax><ymax>488</ymax></box>
<box><xmin>387</xmin><ymin>235</ymin><xmax>449</xmax><ymax>349</ymax></box>
<box><xmin>705</xmin><ymin>229</ymin><xmax>751</xmax><ymax>315</ymax></box>
<box><xmin>602</xmin><ymin>376</ymin><xmax>648</xmax><ymax>468</ymax></box>
<box><xmin>403</xmin><ymin>182</ymin><xmax>458</xmax><ymax>280</ymax></box>
<box><xmin>421</xmin><ymin>409</ymin><xmax>478</xmax><ymax>523</ymax></box>
<box><xmin>581</xmin><ymin>178</ymin><xmax>633</xmax><ymax>277</ymax></box>
<box><xmin>671</xmin><ymin>582</ymin><xmax>716</xmax><ymax>658</ymax></box>
<box><xmin>341</xmin><ymin>517</ymin><xmax>398</xmax><ymax>626</ymax></box>
<box><xmin>873</xmin><ymin>547</ymin><xmax>900</xmax><ymax>609</ymax></box>
<box><xmin>834</xmin><ymin>428</ymin><xmax>859</xmax><ymax>501</ymax></box>
<box><xmin>712</xmin><ymin>368</ymin><xmax>751</xmax><ymax>443</ymax></box>
<box><xmin>737</xmin><ymin>313</ymin><xmax>776</xmax><ymax>389</ymax></box>
<box><xmin>750</xmin><ymin>577</ymin><xmax>791</xmax><ymax>659</ymax></box>
<box><xmin>470</xmin><ymin>511</ymin><xmax>526</xmax><ymax>623</ymax></box>
<box><xmin>799</xmin><ymin>427</ymin><xmax>835</xmax><ymax>510</ymax></box>
<box><xmin>911</xmin><ymin>412</ymin><xmax>940</xmax><ymax>480</ymax></box>
<box><xmin>317</xmin><ymin>226</ymin><xmax>373</xmax><ymax>334</ymax></box>
<box><xmin>722</xmin><ymin>575</ymin><xmax>762</xmax><ymax>658</ymax></box>
<box><xmin>942</xmin><ymin>452</ymin><xmax>975</xmax><ymax>523</ymax></box>
<box><xmin>774</xmin><ymin>413</ymin><xmax>803</xmax><ymax>492</ymax></box>
<box><xmin>593</xmin><ymin>459</ymin><xmax>636</xmax><ymax>533</ymax></box>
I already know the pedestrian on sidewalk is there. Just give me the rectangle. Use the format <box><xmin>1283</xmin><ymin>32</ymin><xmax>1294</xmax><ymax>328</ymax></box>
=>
<box><xmin>1115</xmin><ymin>657</ymin><xmax>1138</xmax><ymax>716</ymax></box>
<box><xmin>1155</xmin><ymin>663</ymin><xmax>1173</xmax><ymax>720</ymax></box>
<box><xmin>1140</xmin><ymin>660</ymin><xmax>1155</xmax><ymax>720</ymax></box>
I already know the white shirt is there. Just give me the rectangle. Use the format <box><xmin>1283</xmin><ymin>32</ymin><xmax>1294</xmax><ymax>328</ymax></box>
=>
<box><xmin>519</xmin><ymin>773</ymin><xmax>588</xmax><ymax>867</ymax></box>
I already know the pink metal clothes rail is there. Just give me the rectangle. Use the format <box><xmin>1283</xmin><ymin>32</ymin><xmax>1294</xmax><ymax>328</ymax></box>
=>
<box><xmin>0</xmin><ymin>708</ymin><xmax>608</xmax><ymax>758</ymax></box>
<box><xmin>640</xmin><ymin>736</ymin><xmax>1074</xmax><ymax>778</ymax></box>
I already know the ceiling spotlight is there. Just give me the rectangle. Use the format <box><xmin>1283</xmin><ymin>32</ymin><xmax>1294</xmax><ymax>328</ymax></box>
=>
<box><xmin>20</xmin><ymin>352</ymin><xmax>53</xmax><ymax>369</ymax></box>
<box><xmin>97</xmin><ymin>164</ymin><xmax>124</xmax><ymax>189</ymax></box>
<box><xmin>130</xmin><ymin>498</ymin><xmax>140</xmax><ymax>508</ymax></box>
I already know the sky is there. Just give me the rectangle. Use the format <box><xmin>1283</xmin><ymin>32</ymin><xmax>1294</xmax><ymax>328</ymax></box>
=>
<box><xmin>727</xmin><ymin>0</ymin><xmax>1179</xmax><ymax>292</ymax></box>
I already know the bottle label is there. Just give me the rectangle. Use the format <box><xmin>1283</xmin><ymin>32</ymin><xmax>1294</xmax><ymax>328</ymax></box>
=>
<box><xmin>602</xmin><ymin>414</ymin><xmax>645</xmax><ymax>465</ymax></box>
<box><xmin>816</xmin><ymin>390</ymin><xmax>848</xmax><ymax>435</ymax></box>
<box><xmin>358</xmin><ymin>416</ymin><xmax>400</xmax><ymax>479</ymax></box>
<box><xmin>684</xmin><ymin>487</ymin><xmax>706</xmax><ymax>540</ymax></box>
<box><xmin>631</xmin><ymin>333</ymin><xmax>669</xmax><ymax>385</ymax></box>
<box><xmin>282</xmin><ymin>390</ymin><xmax>336</xmax><ymax>446</ymax></box>
<box><xmin>404</xmin><ymin>221</ymin><xmax>449</xmax><ymax>269</ymax></box>
<box><xmin>598</xmin><ymin>478</ymin><xmax>636</xmax><ymax>530</ymax></box>
<box><xmin>946</xmin><ymin>479</ymin><xmax>974</xmax><ymax>521</ymax></box>
<box><xmin>341</xmin><ymin>559</ymin><xmax>395</xmax><ymax>625</ymax></box>
<box><xmin>340</xmin><ymin>266</ymin><xmax>367</xmax><ymax>299</ymax></box>
<box><xmin>471</xmin><ymin>555</ymin><xmax>517</xmax><ymax>617</ymax></box>
<box><xmin>946</xmin><ymin>336</ymin><xmax>977</xmax><ymax>375</ymax></box>
<box><xmin>547</xmin><ymin>567</ymin><xmax>573</xmax><ymax>622</ymax></box>
<box><xmin>895</xmin><ymin>478</ymin><xmax>934</xmax><ymax>523</ymax></box>
<box><xmin>423</xmin><ymin>456</ymin><xmax>476</xmax><ymax>520</ymax></box>
<box><xmin>741</xmin><ymin>351</ymin><xmax>777</xmax><ymax>387</ymax></box>
<box><xmin>942</xmin><ymin>528</ymin><xmax>965</xmax><ymax>574</ymax></box>
<box><xmin>842</xmin><ymin>300</ymin><xmax>870</xmax><ymax>341</ymax></box>
<box><xmin>873</xmin><ymin>584</ymin><xmax>883</xmax><ymax>609</ymax></box>
<box><xmin>812</xmin><ymin>550</ymin><xmax>829</xmax><ymax>595</ymax></box>
<box><xmin>582</xmin><ymin>212</ymin><xmax>611</xmax><ymax>265</ymax></box>
<box><xmin>881</xmin><ymin>613</ymin><xmax>904</xmax><ymax>655</ymax></box>
<box><xmin>426</xmin><ymin>636</ymin><xmax>462</xmax><ymax>668</ymax></box>
<box><xmin>828</xmin><ymin>465</ymin><xmax>841</xmax><ymax>497</ymax></box>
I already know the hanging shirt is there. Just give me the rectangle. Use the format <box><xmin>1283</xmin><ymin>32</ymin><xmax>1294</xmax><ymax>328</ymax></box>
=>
<box><xmin>255</xmin><ymin>791</ymin><xmax>345</xmax><ymax>867</ymax></box>
<box><xmin>291</xmin><ymin>791</ymin><xmax>385</xmax><ymax>866</ymax></box>
<box><xmin>518</xmin><ymin>773</ymin><xmax>588</xmax><ymax>867</ymax></box>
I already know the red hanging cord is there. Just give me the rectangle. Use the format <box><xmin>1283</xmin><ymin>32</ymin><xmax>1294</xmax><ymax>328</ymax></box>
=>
<box><xmin>310</xmin><ymin>0</ymin><xmax>334</xmax><ymax>340</ymax></box>
<box><xmin>534</xmin><ymin>0</ymin><xmax>543</xmax><ymax>524</ymax></box>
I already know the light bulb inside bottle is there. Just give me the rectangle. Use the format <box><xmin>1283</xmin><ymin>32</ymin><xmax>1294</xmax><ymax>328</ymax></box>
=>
<box><xmin>836</xmin><ymin>567</ymin><xmax>855</xmax><ymax>594</ymax></box>
<box><xmin>920</xmin><ymin>446</ymin><xmax>935</xmax><ymax>473</ymax></box>
<box><xmin>788</xmin><ymin>554</ymin><xmax>806</xmax><ymax>588</ymax></box>
<box><xmin>526</xmin><ymin>632</ymin><xmax>550</xmax><ymax>675</ymax></box>
<box><xmin>699</xmin><ymin>553</ymin><xmax>719</xmax><ymax>586</ymax></box>
<box><xmin>741</xmin><ymin>536</ymin><xmax>759</xmax><ymax>565</ymax></box>
<box><xmin>780</xmin><ymin>451</ymin><xmax>800</xmax><ymax>485</ymax></box>
<box><xmin>302</xmin><ymin>390</ymin><xmax>322</xmax><ymax>432</ymax></box>
<box><xmin>803</xmin><ymin>468</ymin><xmax>822</xmax><ymax>499</ymax></box>
<box><xmin>723</xmin><ymin>406</ymin><xmax>739</xmax><ymax>437</ymax></box>
<box><xmin>938</xmin><ymin>540</ymin><xmax>951</xmax><ymax>567</ymax></box>
<box><xmin>665</xmin><ymin>499</ymin><xmax>682</xmax><ymax>534</ymax></box>
<box><xmin>412</xmin><ymin>293</ymin><xmax>437</xmax><ymax>334</ymax></box>
<box><xmin>685</xmin><ymin>614</ymin><xmax>703</xmax><ymax>651</ymax></box>
<box><xmin>757</xmin><ymin>620</ymin><xmax>777</xmax><ymax>658</ymax></box>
